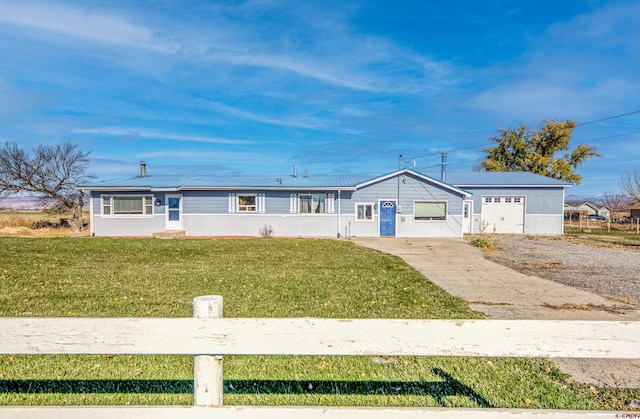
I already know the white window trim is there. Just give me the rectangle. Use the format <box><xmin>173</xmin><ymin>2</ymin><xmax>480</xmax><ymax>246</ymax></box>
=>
<box><xmin>355</xmin><ymin>202</ymin><xmax>375</xmax><ymax>222</ymax></box>
<box><xmin>483</xmin><ymin>195</ymin><xmax>525</xmax><ymax>204</ymax></box>
<box><xmin>236</xmin><ymin>194</ymin><xmax>258</xmax><ymax>213</ymax></box>
<box><xmin>298</xmin><ymin>193</ymin><xmax>329</xmax><ymax>215</ymax></box>
<box><xmin>100</xmin><ymin>194</ymin><xmax>154</xmax><ymax>217</ymax></box>
<box><xmin>327</xmin><ymin>193</ymin><xmax>335</xmax><ymax>214</ymax></box>
<box><xmin>229</xmin><ymin>192</ymin><xmax>266</xmax><ymax>213</ymax></box>
<box><xmin>413</xmin><ymin>200</ymin><xmax>447</xmax><ymax>222</ymax></box>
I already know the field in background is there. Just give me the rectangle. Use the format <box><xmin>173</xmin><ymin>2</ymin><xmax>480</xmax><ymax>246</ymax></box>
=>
<box><xmin>565</xmin><ymin>223</ymin><xmax>640</xmax><ymax>246</ymax></box>
<box><xmin>0</xmin><ymin>211</ymin><xmax>89</xmax><ymax>235</ymax></box>
<box><xmin>1</xmin><ymin>237</ymin><xmax>638</xmax><ymax>410</ymax></box>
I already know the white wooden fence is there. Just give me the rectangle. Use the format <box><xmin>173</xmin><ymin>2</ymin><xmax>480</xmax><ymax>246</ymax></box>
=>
<box><xmin>0</xmin><ymin>295</ymin><xmax>639</xmax><ymax>418</ymax></box>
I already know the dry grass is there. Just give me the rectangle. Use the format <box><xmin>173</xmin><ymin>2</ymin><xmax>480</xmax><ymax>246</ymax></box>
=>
<box><xmin>542</xmin><ymin>303</ymin><xmax>635</xmax><ymax>315</ymax></box>
<box><xmin>521</xmin><ymin>261</ymin><xmax>563</xmax><ymax>269</ymax></box>
<box><xmin>0</xmin><ymin>211</ymin><xmax>89</xmax><ymax>237</ymax></box>
<box><xmin>603</xmin><ymin>294</ymin><xmax>638</xmax><ymax>306</ymax></box>
<box><xmin>465</xmin><ymin>300</ymin><xmax>512</xmax><ymax>306</ymax></box>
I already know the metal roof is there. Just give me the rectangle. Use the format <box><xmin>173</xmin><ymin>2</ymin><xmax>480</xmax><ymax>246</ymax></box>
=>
<box><xmin>81</xmin><ymin>170</ymin><xmax>570</xmax><ymax>191</ymax></box>
<box><xmin>81</xmin><ymin>174</ymin><xmax>378</xmax><ymax>190</ymax></box>
<box><xmin>430</xmin><ymin>172</ymin><xmax>571</xmax><ymax>187</ymax></box>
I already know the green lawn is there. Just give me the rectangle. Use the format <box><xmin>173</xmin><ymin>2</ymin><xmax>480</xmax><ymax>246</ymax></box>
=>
<box><xmin>0</xmin><ymin>237</ymin><xmax>637</xmax><ymax>410</ymax></box>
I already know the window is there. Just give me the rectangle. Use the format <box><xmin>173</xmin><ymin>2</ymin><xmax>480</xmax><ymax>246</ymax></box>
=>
<box><xmin>414</xmin><ymin>201</ymin><xmax>446</xmax><ymax>221</ymax></box>
<box><xmin>237</xmin><ymin>195</ymin><xmax>256</xmax><ymax>212</ymax></box>
<box><xmin>484</xmin><ymin>197</ymin><xmax>492</xmax><ymax>203</ymax></box>
<box><xmin>102</xmin><ymin>195</ymin><xmax>153</xmax><ymax>216</ymax></box>
<box><xmin>102</xmin><ymin>195</ymin><xmax>111</xmax><ymax>215</ymax></box>
<box><xmin>356</xmin><ymin>203</ymin><xmax>374</xmax><ymax>221</ymax></box>
<box><xmin>299</xmin><ymin>194</ymin><xmax>326</xmax><ymax>214</ymax></box>
<box><xmin>505</xmin><ymin>197</ymin><xmax>512</xmax><ymax>203</ymax></box>
<box><xmin>514</xmin><ymin>197</ymin><xmax>522</xmax><ymax>203</ymax></box>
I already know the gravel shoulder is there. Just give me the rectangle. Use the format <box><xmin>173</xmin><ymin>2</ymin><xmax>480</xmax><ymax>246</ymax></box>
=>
<box><xmin>482</xmin><ymin>235</ymin><xmax>640</xmax><ymax>306</ymax></box>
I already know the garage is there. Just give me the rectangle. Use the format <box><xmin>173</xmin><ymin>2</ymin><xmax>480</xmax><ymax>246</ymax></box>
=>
<box><xmin>481</xmin><ymin>196</ymin><xmax>525</xmax><ymax>233</ymax></box>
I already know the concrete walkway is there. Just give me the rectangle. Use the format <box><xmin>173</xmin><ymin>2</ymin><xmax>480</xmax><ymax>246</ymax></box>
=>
<box><xmin>350</xmin><ymin>237</ymin><xmax>640</xmax><ymax>388</ymax></box>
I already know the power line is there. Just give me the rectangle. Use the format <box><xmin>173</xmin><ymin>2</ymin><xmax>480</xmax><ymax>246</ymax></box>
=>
<box><xmin>575</xmin><ymin>110</ymin><xmax>640</xmax><ymax>127</ymax></box>
<box><xmin>582</xmin><ymin>129</ymin><xmax>640</xmax><ymax>144</ymax></box>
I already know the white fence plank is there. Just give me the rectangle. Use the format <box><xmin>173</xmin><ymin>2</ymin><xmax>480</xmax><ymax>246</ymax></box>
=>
<box><xmin>0</xmin><ymin>318</ymin><xmax>638</xmax><ymax>358</ymax></box>
<box><xmin>0</xmin><ymin>406</ymin><xmax>627</xmax><ymax>419</ymax></box>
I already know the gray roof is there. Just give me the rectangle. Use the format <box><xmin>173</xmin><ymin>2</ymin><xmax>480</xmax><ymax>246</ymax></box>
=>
<box><xmin>81</xmin><ymin>174</ymin><xmax>378</xmax><ymax>191</ymax></box>
<box><xmin>81</xmin><ymin>170</ymin><xmax>570</xmax><ymax>191</ymax></box>
<box><xmin>434</xmin><ymin>172</ymin><xmax>571</xmax><ymax>187</ymax></box>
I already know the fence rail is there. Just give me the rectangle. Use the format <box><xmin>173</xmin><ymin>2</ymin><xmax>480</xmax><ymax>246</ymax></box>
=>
<box><xmin>0</xmin><ymin>296</ymin><xmax>638</xmax><ymax>418</ymax></box>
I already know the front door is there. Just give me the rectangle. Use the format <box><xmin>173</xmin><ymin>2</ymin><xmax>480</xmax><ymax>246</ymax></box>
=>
<box><xmin>463</xmin><ymin>200</ymin><xmax>473</xmax><ymax>234</ymax></box>
<box><xmin>379</xmin><ymin>200</ymin><xmax>396</xmax><ymax>237</ymax></box>
<box><xmin>166</xmin><ymin>195</ymin><xmax>183</xmax><ymax>230</ymax></box>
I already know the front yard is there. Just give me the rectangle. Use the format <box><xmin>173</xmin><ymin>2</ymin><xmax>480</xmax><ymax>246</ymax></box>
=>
<box><xmin>0</xmin><ymin>237</ymin><xmax>637</xmax><ymax>409</ymax></box>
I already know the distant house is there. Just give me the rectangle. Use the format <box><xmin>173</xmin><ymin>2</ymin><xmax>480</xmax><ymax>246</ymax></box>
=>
<box><xmin>564</xmin><ymin>201</ymin><xmax>610</xmax><ymax>219</ymax></box>
<box><xmin>626</xmin><ymin>202</ymin><xmax>640</xmax><ymax>219</ymax></box>
<box><xmin>80</xmin><ymin>165</ymin><xmax>570</xmax><ymax>238</ymax></box>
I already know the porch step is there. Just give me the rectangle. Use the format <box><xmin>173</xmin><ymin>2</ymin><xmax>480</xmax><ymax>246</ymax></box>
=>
<box><xmin>152</xmin><ymin>230</ymin><xmax>186</xmax><ymax>239</ymax></box>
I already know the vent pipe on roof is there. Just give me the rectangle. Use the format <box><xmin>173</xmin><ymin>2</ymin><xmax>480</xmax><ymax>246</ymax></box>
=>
<box><xmin>440</xmin><ymin>153</ymin><xmax>446</xmax><ymax>182</ymax></box>
<box><xmin>293</xmin><ymin>165</ymin><xmax>297</xmax><ymax>178</ymax></box>
<box><xmin>140</xmin><ymin>161</ymin><xmax>147</xmax><ymax>177</ymax></box>
<box><xmin>304</xmin><ymin>169</ymin><xmax>309</xmax><ymax>178</ymax></box>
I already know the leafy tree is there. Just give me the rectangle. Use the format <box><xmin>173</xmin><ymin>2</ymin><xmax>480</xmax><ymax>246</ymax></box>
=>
<box><xmin>480</xmin><ymin>120</ymin><xmax>600</xmax><ymax>185</ymax></box>
<box><xmin>0</xmin><ymin>142</ymin><xmax>92</xmax><ymax>231</ymax></box>
<box><xmin>621</xmin><ymin>169</ymin><xmax>640</xmax><ymax>202</ymax></box>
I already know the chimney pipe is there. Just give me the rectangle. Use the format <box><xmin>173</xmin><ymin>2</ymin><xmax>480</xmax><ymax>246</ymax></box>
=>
<box><xmin>440</xmin><ymin>153</ymin><xmax>446</xmax><ymax>182</ymax></box>
<box><xmin>304</xmin><ymin>169</ymin><xmax>309</xmax><ymax>178</ymax></box>
<box><xmin>140</xmin><ymin>161</ymin><xmax>147</xmax><ymax>177</ymax></box>
<box><xmin>293</xmin><ymin>165</ymin><xmax>297</xmax><ymax>178</ymax></box>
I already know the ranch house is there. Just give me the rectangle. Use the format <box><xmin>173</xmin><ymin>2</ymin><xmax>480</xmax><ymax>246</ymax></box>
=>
<box><xmin>81</xmin><ymin>165</ymin><xmax>569</xmax><ymax>238</ymax></box>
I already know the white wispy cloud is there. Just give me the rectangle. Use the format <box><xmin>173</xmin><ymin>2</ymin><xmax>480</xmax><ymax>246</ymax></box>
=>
<box><xmin>206</xmin><ymin>101</ymin><xmax>328</xmax><ymax>130</ymax></box>
<box><xmin>73</xmin><ymin>127</ymin><xmax>253</xmax><ymax>145</ymax></box>
<box><xmin>0</xmin><ymin>0</ymin><xmax>452</xmax><ymax>93</ymax></box>
<box><xmin>0</xmin><ymin>0</ymin><xmax>178</xmax><ymax>53</ymax></box>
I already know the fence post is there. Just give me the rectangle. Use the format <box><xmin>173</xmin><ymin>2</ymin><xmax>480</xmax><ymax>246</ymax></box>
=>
<box><xmin>192</xmin><ymin>295</ymin><xmax>224</xmax><ymax>406</ymax></box>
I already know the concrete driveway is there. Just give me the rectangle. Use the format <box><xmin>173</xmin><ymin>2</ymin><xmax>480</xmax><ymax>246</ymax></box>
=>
<box><xmin>351</xmin><ymin>237</ymin><xmax>640</xmax><ymax>321</ymax></box>
<box><xmin>350</xmin><ymin>237</ymin><xmax>640</xmax><ymax>388</ymax></box>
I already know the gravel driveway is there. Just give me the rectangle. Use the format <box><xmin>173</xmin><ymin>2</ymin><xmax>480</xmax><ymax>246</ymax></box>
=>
<box><xmin>482</xmin><ymin>235</ymin><xmax>640</xmax><ymax>306</ymax></box>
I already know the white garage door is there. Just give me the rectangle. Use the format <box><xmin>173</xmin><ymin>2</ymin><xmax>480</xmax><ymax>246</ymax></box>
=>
<box><xmin>481</xmin><ymin>196</ymin><xmax>525</xmax><ymax>234</ymax></box>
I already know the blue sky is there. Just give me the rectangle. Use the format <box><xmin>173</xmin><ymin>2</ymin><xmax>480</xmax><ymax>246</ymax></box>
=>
<box><xmin>1</xmin><ymin>0</ymin><xmax>639</xmax><ymax>197</ymax></box>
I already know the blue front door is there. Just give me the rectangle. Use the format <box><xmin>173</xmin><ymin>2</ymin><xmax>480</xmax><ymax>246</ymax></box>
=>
<box><xmin>166</xmin><ymin>195</ymin><xmax>183</xmax><ymax>230</ymax></box>
<box><xmin>379</xmin><ymin>200</ymin><xmax>396</xmax><ymax>237</ymax></box>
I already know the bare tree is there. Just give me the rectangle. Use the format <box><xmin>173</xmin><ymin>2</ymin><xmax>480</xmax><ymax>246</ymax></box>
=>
<box><xmin>0</xmin><ymin>142</ymin><xmax>92</xmax><ymax>231</ymax></box>
<box><xmin>602</xmin><ymin>191</ymin><xmax>629</xmax><ymax>221</ymax></box>
<box><xmin>621</xmin><ymin>169</ymin><xmax>640</xmax><ymax>202</ymax></box>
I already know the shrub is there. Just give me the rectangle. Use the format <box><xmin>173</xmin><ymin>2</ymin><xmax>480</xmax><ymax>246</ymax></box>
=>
<box><xmin>469</xmin><ymin>236</ymin><xmax>494</xmax><ymax>248</ymax></box>
<box><xmin>258</xmin><ymin>225</ymin><xmax>275</xmax><ymax>238</ymax></box>
<box><xmin>31</xmin><ymin>219</ymin><xmax>58</xmax><ymax>229</ymax></box>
